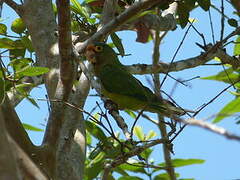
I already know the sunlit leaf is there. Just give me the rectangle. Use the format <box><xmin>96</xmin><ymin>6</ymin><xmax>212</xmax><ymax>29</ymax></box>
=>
<box><xmin>201</xmin><ymin>68</ymin><xmax>239</xmax><ymax>84</ymax></box>
<box><xmin>86</xmin><ymin>130</ymin><xmax>92</xmax><ymax>145</ymax></box>
<box><xmin>17</xmin><ymin>66</ymin><xmax>49</xmax><ymax>77</ymax></box>
<box><xmin>0</xmin><ymin>38</ymin><xmax>15</xmax><ymax>49</ymax></box>
<box><xmin>22</xmin><ymin>123</ymin><xmax>43</xmax><ymax>131</ymax></box>
<box><xmin>0</xmin><ymin>23</ymin><xmax>7</xmax><ymax>35</ymax></box>
<box><xmin>145</xmin><ymin>130</ymin><xmax>157</xmax><ymax>140</ymax></box>
<box><xmin>172</xmin><ymin>158</ymin><xmax>204</xmax><ymax>167</ymax></box>
<box><xmin>11</xmin><ymin>18</ymin><xmax>26</xmax><ymax>34</ymax></box>
<box><xmin>133</xmin><ymin>126</ymin><xmax>145</xmax><ymax>141</ymax></box>
<box><xmin>213</xmin><ymin>97</ymin><xmax>240</xmax><ymax>123</ymax></box>
<box><xmin>234</xmin><ymin>36</ymin><xmax>240</xmax><ymax>56</ymax></box>
<box><xmin>71</xmin><ymin>0</ymin><xmax>89</xmax><ymax>19</ymax></box>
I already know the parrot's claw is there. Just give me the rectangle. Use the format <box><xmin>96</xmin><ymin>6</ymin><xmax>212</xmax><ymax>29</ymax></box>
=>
<box><xmin>104</xmin><ymin>99</ymin><xmax>119</xmax><ymax>113</ymax></box>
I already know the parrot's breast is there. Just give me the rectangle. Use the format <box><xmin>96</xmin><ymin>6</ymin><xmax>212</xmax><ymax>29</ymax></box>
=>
<box><xmin>101</xmin><ymin>88</ymin><xmax>147</xmax><ymax>110</ymax></box>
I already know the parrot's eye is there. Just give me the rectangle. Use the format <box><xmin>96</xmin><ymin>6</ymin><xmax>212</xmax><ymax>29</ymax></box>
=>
<box><xmin>94</xmin><ymin>46</ymin><xmax>103</xmax><ymax>52</ymax></box>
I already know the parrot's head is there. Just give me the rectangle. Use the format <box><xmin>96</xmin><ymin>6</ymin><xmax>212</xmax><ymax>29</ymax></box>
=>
<box><xmin>85</xmin><ymin>42</ymin><xmax>119</xmax><ymax>66</ymax></box>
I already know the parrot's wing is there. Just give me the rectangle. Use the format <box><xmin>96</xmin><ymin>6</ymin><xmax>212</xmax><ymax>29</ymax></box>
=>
<box><xmin>98</xmin><ymin>64</ymin><xmax>153</xmax><ymax>102</ymax></box>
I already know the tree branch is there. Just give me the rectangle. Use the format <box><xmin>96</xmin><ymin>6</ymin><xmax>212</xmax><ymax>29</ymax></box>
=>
<box><xmin>42</xmin><ymin>0</ymin><xmax>76</xmax><ymax>177</ymax></box>
<box><xmin>102</xmin><ymin>138</ymin><xmax>167</xmax><ymax>179</ymax></box>
<box><xmin>0</xmin><ymin>108</ymin><xmax>21</xmax><ymax>180</ymax></box>
<box><xmin>57</xmin><ymin>0</ymin><xmax>75</xmax><ymax>97</ymax></box>
<box><xmin>3</xmin><ymin>0</ymin><xmax>23</xmax><ymax>14</ymax></box>
<box><xmin>1</xmin><ymin>96</ymin><xmax>35</xmax><ymax>157</ymax></box>
<box><xmin>126</xmin><ymin>44</ymin><xmax>240</xmax><ymax>75</ymax></box>
<box><xmin>76</xmin><ymin>0</ymin><xmax>175</xmax><ymax>53</ymax></box>
<box><xmin>8</xmin><ymin>136</ymin><xmax>48</xmax><ymax>180</ymax></box>
<box><xmin>172</xmin><ymin>116</ymin><xmax>240</xmax><ymax>141</ymax></box>
<box><xmin>152</xmin><ymin>24</ymin><xmax>176</xmax><ymax>180</ymax></box>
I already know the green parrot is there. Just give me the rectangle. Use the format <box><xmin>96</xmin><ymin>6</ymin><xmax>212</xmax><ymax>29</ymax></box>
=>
<box><xmin>85</xmin><ymin>42</ymin><xmax>185</xmax><ymax>117</ymax></box>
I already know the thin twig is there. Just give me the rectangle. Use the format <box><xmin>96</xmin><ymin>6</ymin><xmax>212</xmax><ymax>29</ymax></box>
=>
<box><xmin>160</xmin><ymin>24</ymin><xmax>192</xmax><ymax>88</ymax></box>
<box><xmin>208</xmin><ymin>9</ymin><xmax>215</xmax><ymax>44</ymax></box>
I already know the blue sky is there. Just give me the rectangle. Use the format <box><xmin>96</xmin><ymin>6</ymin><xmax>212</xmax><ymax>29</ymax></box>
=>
<box><xmin>2</xmin><ymin>1</ymin><xmax>240</xmax><ymax>180</ymax></box>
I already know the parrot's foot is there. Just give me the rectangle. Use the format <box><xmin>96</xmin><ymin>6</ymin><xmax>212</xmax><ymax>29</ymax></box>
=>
<box><xmin>104</xmin><ymin>99</ymin><xmax>119</xmax><ymax>113</ymax></box>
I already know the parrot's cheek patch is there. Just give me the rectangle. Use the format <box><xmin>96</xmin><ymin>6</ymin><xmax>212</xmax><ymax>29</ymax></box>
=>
<box><xmin>85</xmin><ymin>50</ymin><xmax>97</xmax><ymax>64</ymax></box>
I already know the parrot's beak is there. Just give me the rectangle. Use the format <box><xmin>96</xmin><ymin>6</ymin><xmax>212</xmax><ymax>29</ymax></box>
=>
<box><xmin>85</xmin><ymin>44</ymin><xmax>97</xmax><ymax>64</ymax></box>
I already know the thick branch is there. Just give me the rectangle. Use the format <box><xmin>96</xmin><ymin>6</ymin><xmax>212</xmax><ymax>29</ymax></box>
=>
<box><xmin>1</xmin><ymin>96</ymin><xmax>35</xmax><ymax>156</ymax></box>
<box><xmin>0</xmin><ymin>108</ymin><xmax>21</xmax><ymax>179</ymax></box>
<box><xmin>76</xmin><ymin>0</ymin><xmax>175</xmax><ymax>53</ymax></box>
<box><xmin>57</xmin><ymin>0</ymin><xmax>75</xmax><ymax>97</ymax></box>
<box><xmin>8</xmin><ymin>136</ymin><xmax>48</xmax><ymax>180</ymax></box>
<box><xmin>126</xmin><ymin>46</ymin><xmax>240</xmax><ymax>75</ymax></box>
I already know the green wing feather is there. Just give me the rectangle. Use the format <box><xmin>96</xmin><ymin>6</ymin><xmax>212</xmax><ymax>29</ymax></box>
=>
<box><xmin>99</xmin><ymin>64</ymin><xmax>151</xmax><ymax>100</ymax></box>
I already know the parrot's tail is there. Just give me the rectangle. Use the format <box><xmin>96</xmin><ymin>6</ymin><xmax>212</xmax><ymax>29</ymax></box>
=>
<box><xmin>147</xmin><ymin>100</ymin><xmax>188</xmax><ymax>117</ymax></box>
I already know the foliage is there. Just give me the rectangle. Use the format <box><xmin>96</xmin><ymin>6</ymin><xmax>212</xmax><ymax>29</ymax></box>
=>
<box><xmin>1</xmin><ymin>0</ymin><xmax>240</xmax><ymax>179</ymax></box>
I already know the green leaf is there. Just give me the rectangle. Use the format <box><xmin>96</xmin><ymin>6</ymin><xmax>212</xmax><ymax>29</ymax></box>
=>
<box><xmin>113</xmin><ymin>167</ymin><xmax>129</xmax><ymax>176</ymax></box>
<box><xmin>17</xmin><ymin>66</ymin><xmax>49</xmax><ymax>77</ymax></box>
<box><xmin>118</xmin><ymin>176</ymin><xmax>143</xmax><ymax>180</ymax></box>
<box><xmin>228</xmin><ymin>18</ymin><xmax>238</xmax><ymax>28</ymax></box>
<box><xmin>26</xmin><ymin>97</ymin><xmax>40</xmax><ymax>109</ymax></box>
<box><xmin>85</xmin><ymin>152</ymin><xmax>105</xmax><ymax>179</ymax></box>
<box><xmin>169</xmin><ymin>158</ymin><xmax>205</xmax><ymax>167</ymax></box>
<box><xmin>71</xmin><ymin>0</ymin><xmax>89</xmax><ymax>19</ymax></box>
<box><xmin>140</xmin><ymin>148</ymin><xmax>153</xmax><ymax>160</ymax></box>
<box><xmin>84</xmin><ymin>0</ymin><xmax>96</xmax><ymax>3</ymax></box>
<box><xmin>9</xmin><ymin>58</ymin><xmax>33</xmax><ymax>72</ymax></box>
<box><xmin>124</xmin><ymin>109</ymin><xmax>137</xmax><ymax>119</ymax></box>
<box><xmin>86</xmin><ymin>130</ymin><xmax>92</xmax><ymax>145</ymax></box>
<box><xmin>201</xmin><ymin>68</ymin><xmax>239</xmax><ymax>84</ymax></box>
<box><xmin>118</xmin><ymin>163</ymin><xmax>146</xmax><ymax>174</ymax></box>
<box><xmin>0</xmin><ymin>23</ymin><xmax>7</xmax><ymax>35</ymax></box>
<box><xmin>145</xmin><ymin>130</ymin><xmax>157</xmax><ymax>140</ymax></box>
<box><xmin>0</xmin><ymin>38</ymin><xmax>15</xmax><ymax>49</ymax></box>
<box><xmin>85</xmin><ymin>120</ymin><xmax>107</xmax><ymax>141</ymax></box>
<box><xmin>154</xmin><ymin>173</ymin><xmax>180</xmax><ymax>180</ymax></box>
<box><xmin>213</xmin><ymin>97</ymin><xmax>240</xmax><ymax>123</ymax></box>
<box><xmin>9</xmin><ymin>48</ymin><xmax>26</xmax><ymax>59</ymax></box>
<box><xmin>197</xmin><ymin>0</ymin><xmax>210</xmax><ymax>11</ymax></box>
<box><xmin>133</xmin><ymin>126</ymin><xmax>145</xmax><ymax>141</ymax></box>
<box><xmin>21</xmin><ymin>36</ymin><xmax>34</xmax><ymax>52</ymax></box>
<box><xmin>234</xmin><ymin>36</ymin><xmax>240</xmax><ymax>56</ymax></box>
<box><xmin>11</xmin><ymin>18</ymin><xmax>26</xmax><ymax>34</ymax></box>
<box><xmin>0</xmin><ymin>77</ymin><xmax>5</xmax><ymax>105</ymax></box>
<box><xmin>110</xmin><ymin>33</ymin><xmax>125</xmax><ymax>57</ymax></box>
<box><xmin>22</xmin><ymin>123</ymin><xmax>43</xmax><ymax>131</ymax></box>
